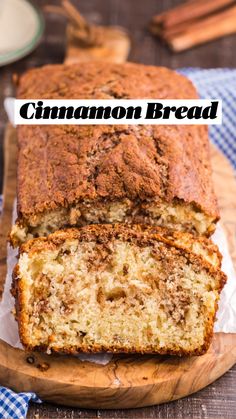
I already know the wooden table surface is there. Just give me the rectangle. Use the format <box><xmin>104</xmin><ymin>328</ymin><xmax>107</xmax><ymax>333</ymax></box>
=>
<box><xmin>0</xmin><ymin>0</ymin><xmax>236</xmax><ymax>418</ymax></box>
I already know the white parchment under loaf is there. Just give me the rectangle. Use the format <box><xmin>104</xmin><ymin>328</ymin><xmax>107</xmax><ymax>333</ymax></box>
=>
<box><xmin>0</xmin><ymin>216</ymin><xmax>235</xmax><ymax>367</ymax></box>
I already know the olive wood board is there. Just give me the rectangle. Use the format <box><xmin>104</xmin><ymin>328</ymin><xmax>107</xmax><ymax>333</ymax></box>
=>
<box><xmin>0</xmin><ymin>124</ymin><xmax>235</xmax><ymax>409</ymax></box>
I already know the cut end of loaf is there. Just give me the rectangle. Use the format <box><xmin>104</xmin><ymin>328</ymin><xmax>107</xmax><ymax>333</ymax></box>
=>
<box><xmin>13</xmin><ymin>225</ymin><xmax>226</xmax><ymax>356</ymax></box>
<box><xmin>10</xmin><ymin>199</ymin><xmax>217</xmax><ymax>247</ymax></box>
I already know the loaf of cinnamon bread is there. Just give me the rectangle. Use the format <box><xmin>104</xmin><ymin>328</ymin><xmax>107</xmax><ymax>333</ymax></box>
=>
<box><xmin>10</xmin><ymin>62</ymin><xmax>219</xmax><ymax>246</ymax></box>
<box><xmin>12</xmin><ymin>225</ymin><xmax>226</xmax><ymax>355</ymax></box>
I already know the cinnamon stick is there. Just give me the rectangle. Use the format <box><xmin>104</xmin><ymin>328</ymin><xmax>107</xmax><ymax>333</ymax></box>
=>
<box><xmin>43</xmin><ymin>5</ymin><xmax>66</xmax><ymax>17</ymax></box>
<box><xmin>61</xmin><ymin>0</ymin><xmax>89</xmax><ymax>31</ymax></box>
<box><xmin>44</xmin><ymin>0</ymin><xmax>131</xmax><ymax>63</ymax></box>
<box><xmin>151</xmin><ymin>0</ymin><xmax>235</xmax><ymax>31</ymax></box>
<box><xmin>166</xmin><ymin>5</ymin><xmax>236</xmax><ymax>52</ymax></box>
<box><xmin>45</xmin><ymin>0</ymin><xmax>102</xmax><ymax>47</ymax></box>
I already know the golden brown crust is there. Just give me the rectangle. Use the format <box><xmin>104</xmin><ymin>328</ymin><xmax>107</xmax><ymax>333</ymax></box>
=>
<box><xmin>13</xmin><ymin>225</ymin><xmax>226</xmax><ymax>356</ymax></box>
<box><xmin>16</xmin><ymin>62</ymin><xmax>219</xmax><ymax>226</ymax></box>
<box><xmin>17</xmin><ymin>224</ymin><xmax>222</xmax><ymax>269</ymax></box>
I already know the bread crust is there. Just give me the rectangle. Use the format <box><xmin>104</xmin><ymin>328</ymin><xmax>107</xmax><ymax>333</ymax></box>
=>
<box><xmin>12</xmin><ymin>225</ymin><xmax>226</xmax><ymax>356</ymax></box>
<box><xmin>15</xmin><ymin>62</ymin><xmax>219</xmax><ymax>237</ymax></box>
<box><xmin>18</xmin><ymin>224</ymin><xmax>222</xmax><ymax>267</ymax></box>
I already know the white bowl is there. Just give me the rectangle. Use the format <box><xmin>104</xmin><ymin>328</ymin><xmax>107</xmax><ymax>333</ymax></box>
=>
<box><xmin>0</xmin><ymin>0</ymin><xmax>44</xmax><ymax>66</ymax></box>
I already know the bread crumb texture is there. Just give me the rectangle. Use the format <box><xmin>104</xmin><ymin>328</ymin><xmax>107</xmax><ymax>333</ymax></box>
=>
<box><xmin>13</xmin><ymin>225</ymin><xmax>226</xmax><ymax>356</ymax></box>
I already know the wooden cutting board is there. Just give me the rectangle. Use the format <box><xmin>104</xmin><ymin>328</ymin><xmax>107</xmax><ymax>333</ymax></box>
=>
<box><xmin>0</xmin><ymin>124</ymin><xmax>235</xmax><ymax>408</ymax></box>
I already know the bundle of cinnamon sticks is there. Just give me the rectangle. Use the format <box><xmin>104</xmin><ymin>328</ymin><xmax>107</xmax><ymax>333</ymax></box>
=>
<box><xmin>150</xmin><ymin>0</ymin><xmax>236</xmax><ymax>52</ymax></box>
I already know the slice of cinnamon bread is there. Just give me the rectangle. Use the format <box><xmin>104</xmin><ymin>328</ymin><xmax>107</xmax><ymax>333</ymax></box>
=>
<box><xmin>12</xmin><ymin>225</ymin><xmax>226</xmax><ymax>355</ymax></box>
